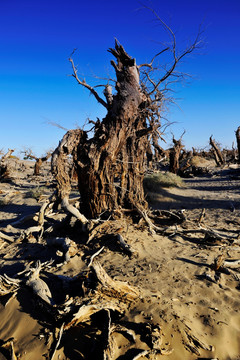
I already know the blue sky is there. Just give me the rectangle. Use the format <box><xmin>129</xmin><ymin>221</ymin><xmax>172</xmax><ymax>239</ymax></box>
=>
<box><xmin>1</xmin><ymin>0</ymin><xmax>240</xmax><ymax>157</ymax></box>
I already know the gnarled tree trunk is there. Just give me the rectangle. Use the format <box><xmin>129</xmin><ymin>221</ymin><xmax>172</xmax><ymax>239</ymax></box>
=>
<box><xmin>52</xmin><ymin>42</ymin><xmax>153</xmax><ymax>218</ymax></box>
<box><xmin>52</xmin><ymin>32</ymin><xmax>201</xmax><ymax>220</ymax></box>
<box><xmin>75</xmin><ymin>44</ymin><xmax>150</xmax><ymax>218</ymax></box>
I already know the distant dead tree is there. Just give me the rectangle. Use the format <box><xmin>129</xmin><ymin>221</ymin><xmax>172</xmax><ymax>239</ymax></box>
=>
<box><xmin>169</xmin><ymin>132</ymin><xmax>185</xmax><ymax>174</ymax></box>
<box><xmin>209</xmin><ymin>136</ymin><xmax>225</xmax><ymax>166</ymax></box>
<box><xmin>235</xmin><ymin>126</ymin><xmax>240</xmax><ymax>164</ymax></box>
<box><xmin>0</xmin><ymin>149</ymin><xmax>14</xmax><ymax>180</ymax></box>
<box><xmin>192</xmin><ymin>147</ymin><xmax>197</xmax><ymax>156</ymax></box>
<box><xmin>22</xmin><ymin>148</ymin><xmax>52</xmax><ymax>175</ymax></box>
<box><xmin>52</xmin><ymin>11</ymin><xmax>203</xmax><ymax>220</ymax></box>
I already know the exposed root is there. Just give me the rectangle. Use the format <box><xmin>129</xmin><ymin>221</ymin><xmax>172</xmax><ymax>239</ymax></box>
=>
<box><xmin>88</xmin><ymin>246</ymin><xmax>105</xmax><ymax>267</ymax></box>
<box><xmin>38</xmin><ymin>200</ymin><xmax>50</xmax><ymax>226</ymax></box>
<box><xmin>116</xmin><ymin>233</ymin><xmax>136</xmax><ymax>256</ymax></box>
<box><xmin>136</xmin><ymin>208</ymin><xmax>161</xmax><ymax>235</ymax></box>
<box><xmin>62</xmin><ymin>196</ymin><xmax>88</xmax><ymax>228</ymax></box>
<box><xmin>64</xmin><ymin>303</ymin><xmax>122</xmax><ymax>330</ymax></box>
<box><xmin>0</xmin><ymin>274</ymin><xmax>21</xmax><ymax>296</ymax></box>
<box><xmin>0</xmin><ymin>231</ymin><xmax>15</xmax><ymax>243</ymax></box>
<box><xmin>49</xmin><ymin>323</ymin><xmax>65</xmax><ymax>360</ymax></box>
<box><xmin>91</xmin><ymin>260</ymin><xmax>139</xmax><ymax>302</ymax></box>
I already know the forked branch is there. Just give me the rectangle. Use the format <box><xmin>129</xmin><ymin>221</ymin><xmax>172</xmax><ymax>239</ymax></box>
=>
<box><xmin>139</xmin><ymin>6</ymin><xmax>204</xmax><ymax>96</ymax></box>
<box><xmin>69</xmin><ymin>57</ymin><xmax>108</xmax><ymax>109</ymax></box>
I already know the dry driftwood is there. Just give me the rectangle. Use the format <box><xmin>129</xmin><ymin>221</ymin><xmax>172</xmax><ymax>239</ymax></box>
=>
<box><xmin>137</xmin><ymin>208</ymin><xmax>178</xmax><ymax>235</ymax></box>
<box><xmin>0</xmin><ymin>274</ymin><xmax>21</xmax><ymax>296</ymax></box>
<box><xmin>0</xmin><ymin>231</ymin><xmax>15</xmax><ymax>243</ymax></box>
<box><xmin>64</xmin><ymin>303</ymin><xmax>121</xmax><ymax>330</ymax></box>
<box><xmin>91</xmin><ymin>260</ymin><xmax>139</xmax><ymax>302</ymax></box>
<box><xmin>136</xmin><ymin>208</ymin><xmax>162</xmax><ymax>234</ymax></box>
<box><xmin>63</xmin><ymin>261</ymin><xmax>139</xmax><ymax>331</ymax></box>
<box><xmin>24</xmin><ymin>261</ymin><xmax>54</xmax><ymax>305</ymax></box>
<box><xmin>179</xmin><ymin>226</ymin><xmax>238</xmax><ymax>244</ymax></box>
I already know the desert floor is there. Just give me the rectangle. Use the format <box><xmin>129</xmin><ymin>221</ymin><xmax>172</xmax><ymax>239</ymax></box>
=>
<box><xmin>0</xmin><ymin>160</ymin><xmax>240</xmax><ymax>360</ymax></box>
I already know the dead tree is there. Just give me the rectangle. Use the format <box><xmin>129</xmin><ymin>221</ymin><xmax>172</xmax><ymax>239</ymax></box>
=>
<box><xmin>209</xmin><ymin>136</ymin><xmax>225</xmax><ymax>166</ymax></box>
<box><xmin>52</xmin><ymin>16</ymin><xmax>202</xmax><ymax>220</ymax></box>
<box><xmin>235</xmin><ymin>126</ymin><xmax>240</xmax><ymax>164</ymax></box>
<box><xmin>0</xmin><ymin>149</ymin><xmax>14</xmax><ymax>180</ymax></box>
<box><xmin>23</xmin><ymin>149</ymin><xmax>52</xmax><ymax>175</ymax></box>
<box><xmin>169</xmin><ymin>134</ymin><xmax>185</xmax><ymax>174</ymax></box>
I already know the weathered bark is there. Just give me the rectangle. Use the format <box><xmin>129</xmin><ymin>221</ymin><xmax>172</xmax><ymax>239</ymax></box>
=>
<box><xmin>235</xmin><ymin>126</ymin><xmax>240</xmax><ymax>164</ymax></box>
<box><xmin>53</xmin><ymin>42</ymin><xmax>153</xmax><ymax>219</ymax></box>
<box><xmin>169</xmin><ymin>137</ymin><xmax>184</xmax><ymax>174</ymax></box>
<box><xmin>209</xmin><ymin>136</ymin><xmax>225</xmax><ymax>166</ymax></box>
<box><xmin>51</xmin><ymin>129</ymin><xmax>86</xmax><ymax>201</ymax></box>
<box><xmin>52</xmin><ymin>36</ymin><xmax>200</xmax><ymax>219</ymax></box>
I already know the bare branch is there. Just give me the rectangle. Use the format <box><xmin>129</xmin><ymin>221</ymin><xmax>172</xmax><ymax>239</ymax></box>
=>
<box><xmin>43</xmin><ymin>117</ymin><xmax>69</xmax><ymax>132</ymax></box>
<box><xmin>138</xmin><ymin>47</ymin><xmax>170</xmax><ymax>69</ymax></box>
<box><xmin>69</xmin><ymin>57</ymin><xmax>108</xmax><ymax>109</ymax></box>
<box><xmin>139</xmin><ymin>7</ymin><xmax>203</xmax><ymax>97</ymax></box>
<box><xmin>21</xmin><ymin>148</ymin><xmax>38</xmax><ymax>161</ymax></box>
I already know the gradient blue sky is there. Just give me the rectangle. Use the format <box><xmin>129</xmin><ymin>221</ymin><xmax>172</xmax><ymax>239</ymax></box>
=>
<box><xmin>1</xmin><ymin>0</ymin><xmax>240</xmax><ymax>157</ymax></box>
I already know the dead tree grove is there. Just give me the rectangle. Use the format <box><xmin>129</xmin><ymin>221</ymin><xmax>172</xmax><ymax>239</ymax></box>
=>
<box><xmin>52</xmin><ymin>17</ymin><xmax>202</xmax><ymax>221</ymax></box>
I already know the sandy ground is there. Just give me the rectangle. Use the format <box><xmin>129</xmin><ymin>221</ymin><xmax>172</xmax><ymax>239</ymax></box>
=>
<box><xmin>0</xmin><ymin>159</ymin><xmax>240</xmax><ymax>359</ymax></box>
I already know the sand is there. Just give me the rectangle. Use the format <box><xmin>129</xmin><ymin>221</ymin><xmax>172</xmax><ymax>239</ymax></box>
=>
<box><xmin>0</xmin><ymin>159</ymin><xmax>240</xmax><ymax>359</ymax></box>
